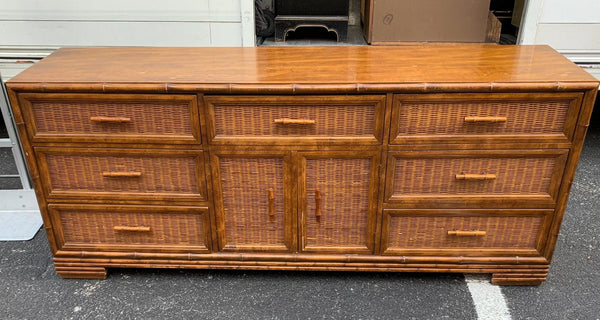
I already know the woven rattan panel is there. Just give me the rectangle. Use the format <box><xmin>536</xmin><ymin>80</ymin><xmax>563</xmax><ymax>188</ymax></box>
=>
<box><xmin>219</xmin><ymin>157</ymin><xmax>287</xmax><ymax>248</ymax></box>
<box><xmin>304</xmin><ymin>158</ymin><xmax>371</xmax><ymax>249</ymax></box>
<box><xmin>213</xmin><ymin>104</ymin><xmax>376</xmax><ymax>137</ymax></box>
<box><xmin>31</xmin><ymin>100</ymin><xmax>193</xmax><ymax>137</ymax></box>
<box><xmin>59</xmin><ymin>210</ymin><xmax>206</xmax><ymax>247</ymax></box>
<box><xmin>45</xmin><ymin>153</ymin><xmax>200</xmax><ymax>195</ymax></box>
<box><xmin>392</xmin><ymin>156</ymin><xmax>556</xmax><ymax>195</ymax></box>
<box><xmin>386</xmin><ymin>215</ymin><xmax>543</xmax><ymax>249</ymax></box>
<box><xmin>395</xmin><ymin>100</ymin><xmax>569</xmax><ymax>136</ymax></box>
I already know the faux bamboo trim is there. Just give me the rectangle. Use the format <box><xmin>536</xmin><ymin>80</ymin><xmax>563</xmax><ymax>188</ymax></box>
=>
<box><xmin>54</xmin><ymin>259</ymin><xmax>550</xmax><ymax>270</ymax></box>
<box><xmin>53</xmin><ymin>260</ymin><xmax>550</xmax><ymax>276</ymax></box>
<box><xmin>7</xmin><ymin>81</ymin><xmax>599</xmax><ymax>94</ymax></box>
<box><xmin>54</xmin><ymin>251</ymin><xmax>549</xmax><ymax>264</ymax></box>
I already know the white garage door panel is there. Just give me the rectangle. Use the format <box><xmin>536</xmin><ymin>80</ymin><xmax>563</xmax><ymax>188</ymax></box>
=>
<box><xmin>580</xmin><ymin>65</ymin><xmax>600</xmax><ymax>82</ymax></box>
<box><xmin>210</xmin><ymin>23</ymin><xmax>243</xmax><ymax>46</ymax></box>
<box><xmin>0</xmin><ymin>21</ymin><xmax>219</xmax><ymax>47</ymax></box>
<box><xmin>0</xmin><ymin>60</ymin><xmax>35</xmax><ymax>80</ymax></box>
<box><xmin>535</xmin><ymin>24</ymin><xmax>600</xmax><ymax>51</ymax></box>
<box><xmin>209</xmin><ymin>0</ymin><xmax>241</xmax><ymax>21</ymax></box>
<box><xmin>0</xmin><ymin>0</ymin><xmax>240</xmax><ymax>22</ymax></box>
<box><xmin>540</xmin><ymin>0</ymin><xmax>600</xmax><ymax>23</ymax></box>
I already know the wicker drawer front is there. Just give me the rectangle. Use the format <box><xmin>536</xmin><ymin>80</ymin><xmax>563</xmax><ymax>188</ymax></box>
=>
<box><xmin>205</xmin><ymin>95</ymin><xmax>385</xmax><ymax>144</ymax></box>
<box><xmin>49</xmin><ymin>204</ymin><xmax>211</xmax><ymax>252</ymax></box>
<box><xmin>19</xmin><ymin>93</ymin><xmax>200</xmax><ymax>144</ymax></box>
<box><xmin>381</xmin><ymin>209</ymin><xmax>552</xmax><ymax>255</ymax></box>
<box><xmin>37</xmin><ymin>148</ymin><xmax>207</xmax><ymax>202</ymax></box>
<box><xmin>390</xmin><ymin>93</ymin><xmax>582</xmax><ymax>144</ymax></box>
<box><xmin>386</xmin><ymin>150</ymin><xmax>568</xmax><ymax>207</ymax></box>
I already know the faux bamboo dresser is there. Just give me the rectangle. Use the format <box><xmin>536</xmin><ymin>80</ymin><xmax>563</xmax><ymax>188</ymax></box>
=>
<box><xmin>7</xmin><ymin>45</ymin><xmax>598</xmax><ymax>285</ymax></box>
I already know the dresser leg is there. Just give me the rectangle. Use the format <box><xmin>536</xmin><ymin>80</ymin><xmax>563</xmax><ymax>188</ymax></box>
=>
<box><xmin>491</xmin><ymin>271</ymin><xmax>547</xmax><ymax>286</ymax></box>
<box><xmin>55</xmin><ymin>266</ymin><xmax>108</xmax><ymax>279</ymax></box>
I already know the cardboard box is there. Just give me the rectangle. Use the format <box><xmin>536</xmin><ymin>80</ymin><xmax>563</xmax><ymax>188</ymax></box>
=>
<box><xmin>363</xmin><ymin>0</ymin><xmax>492</xmax><ymax>44</ymax></box>
<box><xmin>486</xmin><ymin>11</ymin><xmax>502</xmax><ymax>43</ymax></box>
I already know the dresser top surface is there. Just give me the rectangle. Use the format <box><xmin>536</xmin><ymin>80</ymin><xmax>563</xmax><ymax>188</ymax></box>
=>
<box><xmin>8</xmin><ymin>45</ymin><xmax>598</xmax><ymax>87</ymax></box>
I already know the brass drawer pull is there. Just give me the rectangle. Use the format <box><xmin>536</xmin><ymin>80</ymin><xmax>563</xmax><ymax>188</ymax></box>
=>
<box><xmin>113</xmin><ymin>226</ymin><xmax>151</xmax><ymax>232</ymax></box>
<box><xmin>102</xmin><ymin>171</ymin><xmax>142</xmax><ymax>178</ymax></box>
<box><xmin>90</xmin><ymin>116</ymin><xmax>132</xmax><ymax>123</ymax></box>
<box><xmin>455</xmin><ymin>173</ymin><xmax>496</xmax><ymax>180</ymax></box>
<box><xmin>448</xmin><ymin>230</ymin><xmax>487</xmax><ymax>237</ymax></box>
<box><xmin>268</xmin><ymin>189</ymin><xmax>275</xmax><ymax>217</ymax></box>
<box><xmin>464</xmin><ymin>116</ymin><xmax>507</xmax><ymax>123</ymax></box>
<box><xmin>274</xmin><ymin>118</ymin><xmax>316</xmax><ymax>125</ymax></box>
<box><xmin>315</xmin><ymin>190</ymin><xmax>322</xmax><ymax>219</ymax></box>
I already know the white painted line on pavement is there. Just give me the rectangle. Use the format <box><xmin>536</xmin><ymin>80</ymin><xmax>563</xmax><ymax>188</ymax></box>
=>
<box><xmin>465</xmin><ymin>274</ymin><xmax>511</xmax><ymax>320</ymax></box>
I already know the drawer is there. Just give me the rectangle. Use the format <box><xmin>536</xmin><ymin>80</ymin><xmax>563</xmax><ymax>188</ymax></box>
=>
<box><xmin>48</xmin><ymin>204</ymin><xmax>211</xmax><ymax>253</ymax></box>
<box><xmin>205</xmin><ymin>95</ymin><xmax>385</xmax><ymax>144</ymax></box>
<box><xmin>381</xmin><ymin>209</ymin><xmax>552</xmax><ymax>256</ymax></box>
<box><xmin>18</xmin><ymin>93</ymin><xmax>201</xmax><ymax>144</ymax></box>
<box><xmin>36</xmin><ymin>148</ymin><xmax>207</xmax><ymax>203</ymax></box>
<box><xmin>385</xmin><ymin>149</ymin><xmax>568</xmax><ymax>208</ymax></box>
<box><xmin>390</xmin><ymin>93</ymin><xmax>582</xmax><ymax>144</ymax></box>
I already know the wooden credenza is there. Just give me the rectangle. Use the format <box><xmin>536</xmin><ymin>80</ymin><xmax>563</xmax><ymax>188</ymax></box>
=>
<box><xmin>7</xmin><ymin>46</ymin><xmax>598</xmax><ymax>285</ymax></box>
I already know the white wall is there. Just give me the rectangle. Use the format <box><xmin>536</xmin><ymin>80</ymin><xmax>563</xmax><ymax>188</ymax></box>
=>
<box><xmin>520</xmin><ymin>0</ymin><xmax>600</xmax><ymax>63</ymax></box>
<box><xmin>0</xmin><ymin>0</ymin><xmax>254</xmax><ymax>47</ymax></box>
<box><xmin>535</xmin><ymin>0</ymin><xmax>600</xmax><ymax>55</ymax></box>
<box><xmin>538</xmin><ymin>0</ymin><xmax>600</xmax><ymax>23</ymax></box>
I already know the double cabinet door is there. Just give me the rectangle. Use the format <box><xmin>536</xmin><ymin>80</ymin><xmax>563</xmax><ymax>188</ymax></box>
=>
<box><xmin>211</xmin><ymin>150</ymin><xmax>380</xmax><ymax>254</ymax></box>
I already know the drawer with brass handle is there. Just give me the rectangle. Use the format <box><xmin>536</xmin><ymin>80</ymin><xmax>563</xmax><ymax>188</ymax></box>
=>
<box><xmin>18</xmin><ymin>93</ymin><xmax>201</xmax><ymax>144</ymax></box>
<box><xmin>390</xmin><ymin>92</ymin><xmax>583</xmax><ymax>145</ymax></box>
<box><xmin>36</xmin><ymin>147</ymin><xmax>207</xmax><ymax>203</ymax></box>
<box><xmin>385</xmin><ymin>149</ymin><xmax>569</xmax><ymax>208</ymax></box>
<box><xmin>381</xmin><ymin>209</ymin><xmax>553</xmax><ymax>256</ymax></box>
<box><xmin>48</xmin><ymin>204</ymin><xmax>211</xmax><ymax>253</ymax></box>
<box><xmin>205</xmin><ymin>95</ymin><xmax>385</xmax><ymax>145</ymax></box>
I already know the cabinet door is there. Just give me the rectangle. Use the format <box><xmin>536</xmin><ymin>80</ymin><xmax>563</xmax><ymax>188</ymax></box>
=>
<box><xmin>298</xmin><ymin>151</ymin><xmax>380</xmax><ymax>254</ymax></box>
<box><xmin>212</xmin><ymin>151</ymin><xmax>296</xmax><ymax>252</ymax></box>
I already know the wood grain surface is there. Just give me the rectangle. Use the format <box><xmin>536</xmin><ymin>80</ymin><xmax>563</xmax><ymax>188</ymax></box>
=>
<box><xmin>8</xmin><ymin>45</ymin><xmax>597</xmax><ymax>89</ymax></box>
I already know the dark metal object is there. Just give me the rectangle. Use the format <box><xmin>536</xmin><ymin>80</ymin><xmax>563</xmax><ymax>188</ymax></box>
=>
<box><xmin>275</xmin><ymin>0</ymin><xmax>349</xmax><ymax>16</ymax></box>
<box><xmin>275</xmin><ymin>16</ymin><xmax>348</xmax><ymax>42</ymax></box>
<box><xmin>274</xmin><ymin>0</ymin><xmax>349</xmax><ymax>42</ymax></box>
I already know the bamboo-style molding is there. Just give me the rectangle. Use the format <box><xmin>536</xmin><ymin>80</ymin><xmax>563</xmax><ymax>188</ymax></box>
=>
<box><xmin>52</xmin><ymin>259</ymin><xmax>550</xmax><ymax>284</ymax></box>
<box><xmin>447</xmin><ymin>230</ymin><xmax>487</xmax><ymax>236</ymax></box>
<box><xmin>7</xmin><ymin>81</ymin><xmax>599</xmax><ymax>94</ymax></box>
<box><xmin>455</xmin><ymin>173</ymin><xmax>497</xmax><ymax>180</ymax></box>
<box><xmin>113</xmin><ymin>226</ymin><xmax>151</xmax><ymax>232</ymax></box>
<box><xmin>464</xmin><ymin>116</ymin><xmax>507</xmax><ymax>123</ymax></box>
<box><xmin>102</xmin><ymin>171</ymin><xmax>142</xmax><ymax>178</ymax></box>
<box><xmin>314</xmin><ymin>190</ymin><xmax>322</xmax><ymax>219</ymax></box>
<box><xmin>90</xmin><ymin>116</ymin><xmax>132</xmax><ymax>123</ymax></box>
<box><xmin>53</xmin><ymin>250</ymin><xmax>549</xmax><ymax>264</ymax></box>
<box><xmin>268</xmin><ymin>189</ymin><xmax>275</xmax><ymax>218</ymax></box>
<box><xmin>273</xmin><ymin>118</ymin><xmax>316</xmax><ymax>125</ymax></box>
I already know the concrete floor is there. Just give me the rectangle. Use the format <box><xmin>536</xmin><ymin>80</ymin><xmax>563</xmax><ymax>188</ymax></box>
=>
<box><xmin>1</xmin><ymin>106</ymin><xmax>599</xmax><ymax>320</ymax></box>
